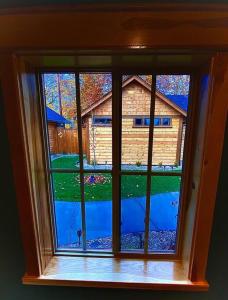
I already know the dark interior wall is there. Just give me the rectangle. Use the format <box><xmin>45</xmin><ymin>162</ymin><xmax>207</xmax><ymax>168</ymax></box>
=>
<box><xmin>1</xmin><ymin>0</ymin><xmax>228</xmax><ymax>9</ymax></box>
<box><xmin>0</xmin><ymin>1</ymin><xmax>228</xmax><ymax>300</ymax></box>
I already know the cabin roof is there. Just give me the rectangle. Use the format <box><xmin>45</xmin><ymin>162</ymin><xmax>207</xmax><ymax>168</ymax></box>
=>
<box><xmin>81</xmin><ymin>75</ymin><xmax>187</xmax><ymax>117</ymax></box>
<box><xmin>46</xmin><ymin>107</ymin><xmax>71</xmax><ymax>124</ymax></box>
<box><xmin>165</xmin><ymin>94</ymin><xmax>188</xmax><ymax>112</ymax></box>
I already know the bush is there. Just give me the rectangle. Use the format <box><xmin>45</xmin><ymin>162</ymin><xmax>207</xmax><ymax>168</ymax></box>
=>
<box><xmin>174</xmin><ymin>160</ymin><xmax>179</xmax><ymax>168</ymax></box>
<box><xmin>136</xmin><ymin>161</ymin><xmax>142</xmax><ymax>167</ymax></box>
<box><xmin>158</xmin><ymin>161</ymin><xmax>163</xmax><ymax>168</ymax></box>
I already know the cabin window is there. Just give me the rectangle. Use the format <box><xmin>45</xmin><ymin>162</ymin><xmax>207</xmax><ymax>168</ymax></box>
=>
<box><xmin>92</xmin><ymin>116</ymin><xmax>112</xmax><ymax>126</ymax></box>
<box><xmin>135</xmin><ymin>117</ymin><xmax>143</xmax><ymax>126</ymax></box>
<box><xmin>162</xmin><ymin>117</ymin><xmax>171</xmax><ymax>126</ymax></box>
<box><xmin>134</xmin><ymin>117</ymin><xmax>172</xmax><ymax>127</ymax></box>
<box><xmin>154</xmin><ymin>117</ymin><xmax>161</xmax><ymax>126</ymax></box>
<box><xmin>154</xmin><ymin>117</ymin><xmax>172</xmax><ymax>127</ymax></box>
<box><xmin>144</xmin><ymin>117</ymin><xmax>150</xmax><ymax>126</ymax></box>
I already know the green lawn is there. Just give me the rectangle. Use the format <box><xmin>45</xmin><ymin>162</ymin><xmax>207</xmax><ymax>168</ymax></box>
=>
<box><xmin>51</xmin><ymin>156</ymin><xmax>181</xmax><ymax>201</ymax></box>
<box><xmin>51</xmin><ymin>156</ymin><xmax>80</xmax><ymax>169</ymax></box>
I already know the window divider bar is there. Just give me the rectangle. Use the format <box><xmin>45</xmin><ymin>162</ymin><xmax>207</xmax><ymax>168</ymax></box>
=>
<box><xmin>112</xmin><ymin>71</ymin><xmax>122</xmax><ymax>254</ymax></box>
<box><xmin>119</xmin><ymin>171</ymin><xmax>182</xmax><ymax>176</ymax></box>
<box><xmin>49</xmin><ymin>169</ymin><xmax>112</xmax><ymax>174</ymax></box>
<box><xmin>144</xmin><ymin>75</ymin><xmax>157</xmax><ymax>254</ymax></box>
<box><xmin>75</xmin><ymin>72</ymin><xmax>87</xmax><ymax>251</ymax></box>
<box><xmin>49</xmin><ymin>169</ymin><xmax>80</xmax><ymax>173</ymax></box>
<box><xmin>83</xmin><ymin>169</ymin><xmax>112</xmax><ymax>174</ymax></box>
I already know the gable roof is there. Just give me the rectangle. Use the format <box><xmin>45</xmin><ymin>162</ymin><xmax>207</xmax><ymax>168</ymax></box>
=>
<box><xmin>81</xmin><ymin>75</ymin><xmax>187</xmax><ymax>117</ymax></box>
<box><xmin>46</xmin><ymin>107</ymin><xmax>71</xmax><ymax>124</ymax></box>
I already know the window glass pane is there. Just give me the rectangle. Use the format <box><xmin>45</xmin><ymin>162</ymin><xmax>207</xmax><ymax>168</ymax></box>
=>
<box><xmin>122</xmin><ymin>75</ymin><xmax>152</xmax><ymax>171</ymax></box>
<box><xmin>52</xmin><ymin>172</ymin><xmax>83</xmax><ymax>250</ymax></box>
<box><xmin>152</xmin><ymin>75</ymin><xmax>190</xmax><ymax>171</ymax></box>
<box><xmin>154</xmin><ymin>117</ymin><xmax>161</xmax><ymax>126</ymax></box>
<box><xmin>93</xmin><ymin>117</ymin><xmax>112</xmax><ymax>125</ymax></box>
<box><xmin>84</xmin><ymin>173</ymin><xmax>112</xmax><ymax>251</ymax></box>
<box><xmin>121</xmin><ymin>175</ymin><xmax>147</xmax><ymax>251</ymax></box>
<box><xmin>144</xmin><ymin>118</ymin><xmax>150</xmax><ymax>126</ymax></box>
<box><xmin>135</xmin><ymin>118</ymin><xmax>143</xmax><ymax>126</ymax></box>
<box><xmin>148</xmin><ymin>175</ymin><xmax>181</xmax><ymax>253</ymax></box>
<box><xmin>162</xmin><ymin>117</ymin><xmax>171</xmax><ymax>126</ymax></box>
<box><xmin>79</xmin><ymin>73</ymin><xmax>112</xmax><ymax>170</ymax></box>
<box><xmin>42</xmin><ymin>73</ymin><xmax>79</xmax><ymax>170</ymax></box>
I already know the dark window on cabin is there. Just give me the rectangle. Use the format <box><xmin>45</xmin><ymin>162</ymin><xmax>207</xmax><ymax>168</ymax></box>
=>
<box><xmin>144</xmin><ymin>118</ymin><xmax>150</xmax><ymax>126</ymax></box>
<box><xmin>135</xmin><ymin>118</ymin><xmax>143</xmax><ymax>126</ymax></box>
<box><xmin>154</xmin><ymin>117</ymin><xmax>161</xmax><ymax>126</ymax></box>
<box><xmin>162</xmin><ymin>117</ymin><xmax>171</xmax><ymax>126</ymax></box>
<box><xmin>92</xmin><ymin>116</ymin><xmax>112</xmax><ymax>126</ymax></box>
<box><xmin>134</xmin><ymin>117</ymin><xmax>171</xmax><ymax>127</ymax></box>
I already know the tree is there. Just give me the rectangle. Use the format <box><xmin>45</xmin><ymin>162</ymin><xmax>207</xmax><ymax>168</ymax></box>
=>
<box><xmin>156</xmin><ymin>75</ymin><xmax>190</xmax><ymax>95</ymax></box>
<box><xmin>43</xmin><ymin>73</ymin><xmax>76</xmax><ymax>120</ymax></box>
<box><xmin>79</xmin><ymin>73</ymin><xmax>112</xmax><ymax>111</ymax></box>
<box><xmin>122</xmin><ymin>75</ymin><xmax>189</xmax><ymax>95</ymax></box>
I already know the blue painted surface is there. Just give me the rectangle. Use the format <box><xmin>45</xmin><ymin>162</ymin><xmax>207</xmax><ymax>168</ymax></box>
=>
<box><xmin>55</xmin><ymin>192</ymin><xmax>180</xmax><ymax>246</ymax></box>
<box><xmin>46</xmin><ymin>107</ymin><xmax>71</xmax><ymax>124</ymax></box>
<box><xmin>165</xmin><ymin>95</ymin><xmax>188</xmax><ymax>112</ymax></box>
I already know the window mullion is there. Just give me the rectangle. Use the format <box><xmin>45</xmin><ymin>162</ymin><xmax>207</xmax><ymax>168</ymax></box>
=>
<box><xmin>112</xmin><ymin>71</ymin><xmax>122</xmax><ymax>254</ymax></box>
<box><xmin>75</xmin><ymin>72</ymin><xmax>87</xmax><ymax>251</ymax></box>
<box><xmin>144</xmin><ymin>75</ymin><xmax>157</xmax><ymax>253</ymax></box>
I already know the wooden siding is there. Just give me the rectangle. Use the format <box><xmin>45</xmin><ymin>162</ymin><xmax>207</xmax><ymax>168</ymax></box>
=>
<box><xmin>88</xmin><ymin>118</ymin><xmax>112</xmax><ymax>164</ymax></box>
<box><xmin>152</xmin><ymin>117</ymin><xmax>181</xmax><ymax>165</ymax></box>
<box><xmin>123</xmin><ymin>83</ymin><xmax>151</xmax><ymax>116</ymax></box>
<box><xmin>122</xmin><ymin>117</ymin><xmax>149</xmax><ymax>165</ymax></box>
<box><xmin>93</xmin><ymin>99</ymin><xmax>112</xmax><ymax>115</ymax></box>
<box><xmin>48</xmin><ymin>123</ymin><xmax>87</xmax><ymax>155</ymax></box>
<box><xmin>88</xmin><ymin>82</ymin><xmax>184</xmax><ymax>165</ymax></box>
<box><xmin>48</xmin><ymin>122</ymin><xmax>58</xmax><ymax>154</ymax></box>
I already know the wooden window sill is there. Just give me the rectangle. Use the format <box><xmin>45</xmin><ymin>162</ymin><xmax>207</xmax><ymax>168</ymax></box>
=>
<box><xmin>22</xmin><ymin>256</ymin><xmax>209</xmax><ymax>291</ymax></box>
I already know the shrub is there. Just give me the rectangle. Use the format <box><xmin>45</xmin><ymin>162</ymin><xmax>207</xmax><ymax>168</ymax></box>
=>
<box><xmin>158</xmin><ymin>161</ymin><xmax>163</xmax><ymax>168</ymax></box>
<box><xmin>174</xmin><ymin>160</ymin><xmax>179</xmax><ymax>168</ymax></box>
<box><xmin>136</xmin><ymin>161</ymin><xmax>142</xmax><ymax>167</ymax></box>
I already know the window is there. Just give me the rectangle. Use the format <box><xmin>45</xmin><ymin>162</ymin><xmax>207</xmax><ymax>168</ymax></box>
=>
<box><xmin>144</xmin><ymin>117</ymin><xmax>150</xmax><ymax>126</ymax></box>
<box><xmin>154</xmin><ymin>117</ymin><xmax>172</xmax><ymax>127</ymax></box>
<box><xmin>134</xmin><ymin>117</ymin><xmax>172</xmax><ymax>127</ymax></box>
<box><xmin>2</xmin><ymin>5</ymin><xmax>228</xmax><ymax>290</ymax></box>
<box><xmin>162</xmin><ymin>117</ymin><xmax>171</xmax><ymax>126</ymax></box>
<box><xmin>41</xmin><ymin>72</ymin><xmax>190</xmax><ymax>255</ymax></box>
<box><xmin>135</xmin><ymin>117</ymin><xmax>143</xmax><ymax>126</ymax></box>
<box><xmin>92</xmin><ymin>116</ymin><xmax>112</xmax><ymax>126</ymax></box>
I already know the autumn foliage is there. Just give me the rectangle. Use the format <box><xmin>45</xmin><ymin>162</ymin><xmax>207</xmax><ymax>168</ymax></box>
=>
<box><xmin>79</xmin><ymin>73</ymin><xmax>112</xmax><ymax>111</ymax></box>
<box><xmin>43</xmin><ymin>73</ymin><xmax>189</xmax><ymax>121</ymax></box>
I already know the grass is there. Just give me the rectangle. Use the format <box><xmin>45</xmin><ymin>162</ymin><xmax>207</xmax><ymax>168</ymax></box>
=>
<box><xmin>51</xmin><ymin>156</ymin><xmax>80</xmax><ymax>169</ymax></box>
<box><xmin>52</xmin><ymin>156</ymin><xmax>181</xmax><ymax>201</ymax></box>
